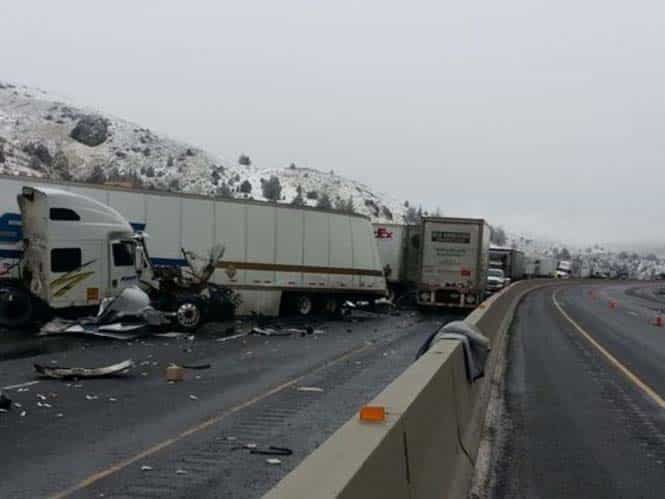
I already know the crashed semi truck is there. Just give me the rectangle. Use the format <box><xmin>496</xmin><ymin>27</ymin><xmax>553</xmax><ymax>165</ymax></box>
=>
<box><xmin>415</xmin><ymin>217</ymin><xmax>490</xmax><ymax>308</ymax></box>
<box><xmin>374</xmin><ymin>217</ymin><xmax>490</xmax><ymax>309</ymax></box>
<box><xmin>372</xmin><ymin>222</ymin><xmax>420</xmax><ymax>300</ymax></box>
<box><xmin>0</xmin><ymin>174</ymin><xmax>387</xmax><ymax>326</ymax></box>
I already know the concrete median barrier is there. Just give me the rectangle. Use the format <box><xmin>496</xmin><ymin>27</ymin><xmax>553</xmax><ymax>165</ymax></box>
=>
<box><xmin>265</xmin><ymin>280</ymin><xmax>558</xmax><ymax>499</ymax></box>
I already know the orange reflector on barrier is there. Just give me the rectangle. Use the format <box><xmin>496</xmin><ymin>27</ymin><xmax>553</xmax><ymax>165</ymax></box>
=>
<box><xmin>359</xmin><ymin>406</ymin><xmax>386</xmax><ymax>422</ymax></box>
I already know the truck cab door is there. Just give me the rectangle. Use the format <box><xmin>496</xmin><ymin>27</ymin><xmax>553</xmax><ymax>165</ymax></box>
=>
<box><xmin>109</xmin><ymin>240</ymin><xmax>139</xmax><ymax>295</ymax></box>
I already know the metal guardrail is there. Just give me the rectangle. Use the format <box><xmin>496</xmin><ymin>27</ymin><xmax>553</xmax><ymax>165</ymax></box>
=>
<box><xmin>264</xmin><ymin>280</ymin><xmax>557</xmax><ymax>499</ymax></box>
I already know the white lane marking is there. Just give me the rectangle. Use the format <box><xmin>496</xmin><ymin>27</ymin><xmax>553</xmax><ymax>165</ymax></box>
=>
<box><xmin>2</xmin><ymin>380</ymin><xmax>41</xmax><ymax>391</ymax></box>
<box><xmin>553</xmin><ymin>289</ymin><xmax>665</xmax><ymax>412</ymax></box>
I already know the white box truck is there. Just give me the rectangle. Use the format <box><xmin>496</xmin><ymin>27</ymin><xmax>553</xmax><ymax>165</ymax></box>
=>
<box><xmin>0</xmin><ymin>174</ymin><xmax>387</xmax><ymax>323</ymax></box>
<box><xmin>489</xmin><ymin>246</ymin><xmax>525</xmax><ymax>282</ymax></box>
<box><xmin>415</xmin><ymin>217</ymin><xmax>490</xmax><ymax>309</ymax></box>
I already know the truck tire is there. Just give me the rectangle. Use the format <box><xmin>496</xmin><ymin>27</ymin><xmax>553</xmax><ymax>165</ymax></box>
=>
<box><xmin>174</xmin><ymin>299</ymin><xmax>205</xmax><ymax>332</ymax></box>
<box><xmin>295</xmin><ymin>295</ymin><xmax>314</xmax><ymax>316</ymax></box>
<box><xmin>0</xmin><ymin>287</ymin><xmax>33</xmax><ymax>329</ymax></box>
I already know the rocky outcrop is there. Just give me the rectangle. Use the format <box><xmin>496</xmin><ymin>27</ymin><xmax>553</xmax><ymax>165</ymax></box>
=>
<box><xmin>70</xmin><ymin>115</ymin><xmax>109</xmax><ymax>146</ymax></box>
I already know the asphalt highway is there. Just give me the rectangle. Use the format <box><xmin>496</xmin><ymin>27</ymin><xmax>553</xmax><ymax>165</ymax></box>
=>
<box><xmin>0</xmin><ymin>310</ymin><xmax>458</xmax><ymax>498</ymax></box>
<box><xmin>491</xmin><ymin>283</ymin><xmax>665</xmax><ymax>499</ymax></box>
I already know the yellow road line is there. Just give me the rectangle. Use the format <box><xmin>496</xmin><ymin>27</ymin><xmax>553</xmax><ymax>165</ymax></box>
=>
<box><xmin>49</xmin><ymin>343</ymin><xmax>372</xmax><ymax>499</ymax></box>
<box><xmin>552</xmin><ymin>288</ymin><xmax>665</xmax><ymax>411</ymax></box>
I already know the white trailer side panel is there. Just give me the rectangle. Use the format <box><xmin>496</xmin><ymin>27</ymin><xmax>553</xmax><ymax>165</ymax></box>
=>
<box><xmin>246</xmin><ymin>204</ymin><xmax>276</xmax><ymax>286</ymax></box>
<box><xmin>275</xmin><ymin>207</ymin><xmax>303</xmax><ymax>287</ymax></box>
<box><xmin>108</xmin><ymin>190</ymin><xmax>146</xmax><ymax>228</ymax></box>
<box><xmin>145</xmin><ymin>194</ymin><xmax>182</xmax><ymax>264</ymax></box>
<box><xmin>182</xmin><ymin>198</ymin><xmax>215</xmax><ymax>263</ymax></box>
<box><xmin>303</xmin><ymin>211</ymin><xmax>330</xmax><ymax>288</ymax></box>
<box><xmin>329</xmin><ymin>215</ymin><xmax>353</xmax><ymax>289</ymax></box>
<box><xmin>214</xmin><ymin>201</ymin><xmax>247</xmax><ymax>285</ymax></box>
<box><xmin>351</xmin><ymin>217</ymin><xmax>374</xmax><ymax>289</ymax></box>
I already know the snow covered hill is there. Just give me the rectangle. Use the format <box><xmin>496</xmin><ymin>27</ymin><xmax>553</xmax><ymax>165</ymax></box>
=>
<box><xmin>0</xmin><ymin>81</ymin><xmax>405</xmax><ymax>223</ymax></box>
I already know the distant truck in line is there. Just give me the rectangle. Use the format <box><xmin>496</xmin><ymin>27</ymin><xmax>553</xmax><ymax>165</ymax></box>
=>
<box><xmin>374</xmin><ymin>217</ymin><xmax>490</xmax><ymax>309</ymax></box>
<box><xmin>524</xmin><ymin>255</ymin><xmax>557</xmax><ymax>278</ymax></box>
<box><xmin>557</xmin><ymin>259</ymin><xmax>572</xmax><ymax>278</ymax></box>
<box><xmin>489</xmin><ymin>246</ymin><xmax>525</xmax><ymax>282</ymax></box>
<box><xmin>0</xmin><ymin>174</ymin><xmax>387</xmax><ymax>324</ymax></box>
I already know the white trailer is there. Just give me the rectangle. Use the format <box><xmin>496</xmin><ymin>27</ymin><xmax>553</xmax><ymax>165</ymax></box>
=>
<box><xmin>0</xmin><ymin>174</ymin><xmax>386</xmax><ymax>319</ymax></box>
<box><xmin>536</xmin><ymin>256</ymin><xmax>556</xmax><ymax>277</ymax></box>
<box><xmin>416</xmin><ymin>217</ymin><xmax>490</xmax><ymax>309</ymax></box>
<box><xmin>371</xmin><ymin>223</ymin><xmax>420</xmax><ymax>299</ymax></box>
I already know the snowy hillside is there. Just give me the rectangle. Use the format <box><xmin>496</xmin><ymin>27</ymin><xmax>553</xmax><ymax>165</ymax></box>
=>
<box><xmin>0</xmin><ymin>81</ymin><xmax>405</xmax><ymax>223</ymax></box>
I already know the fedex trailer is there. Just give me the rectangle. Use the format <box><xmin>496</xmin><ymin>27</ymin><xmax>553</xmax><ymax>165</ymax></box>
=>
<box><xmin>372</xmin><ymin>222</ymin><xmax>420</xmax><ymax>299</ymax></box>
<box><xmin>0</xmin><ymin>174</ymin><xmax>387</xmax><ymax>321</ymax></box>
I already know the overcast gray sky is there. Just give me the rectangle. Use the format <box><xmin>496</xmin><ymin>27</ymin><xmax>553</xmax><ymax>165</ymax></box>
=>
<box><xmin>2</xmin><ymin>0</ymin><xmax>663</xmax><ymax>246</ymax></box>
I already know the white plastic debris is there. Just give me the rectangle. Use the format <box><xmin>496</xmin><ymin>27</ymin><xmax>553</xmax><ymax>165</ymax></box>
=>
<box><xmin>175</xmin><ymin>469</ymin><xmax>188</xmax><ymax>475</ymax></box>
<box><xmin>266</xmin><ymin>458</ymin><xmax>282</xmax><ymax>465</ymax></box>
<box><xmin>20</xmin><ymin>410</ymin><xmax>26</xmax><ymax>417</ymax></box>
<box><xmin>36</xmin><ymin>394</ymin><xmax>47</xmax><ymax>401</ymax></box>
<box><xmin>189</xmin><ymin>394</ymin><xmax>199</xmax><ymax>400</ymax></box>
<box><xmin>56</xmin><ymin>413</ymin><xmax>64</xmax><ymax>417</ymax></box>
<box><xmin>108</xmin><ymin>397</ymin><xmax>118</xmax><ymax>402</ymax></box>
<box><xmin>141</xmin><ymin>465</ymin><xmax>153</xmax><ymax>472</ymax></box>
<box><xmin>85</xmin><ymin>394</ymin><xmax>99</xmax><ymax>400</ymax></box>
<box><xmin>297</xmin><ymin>386</ymin><xmax>324</xmax><ymax>393</ymax></box>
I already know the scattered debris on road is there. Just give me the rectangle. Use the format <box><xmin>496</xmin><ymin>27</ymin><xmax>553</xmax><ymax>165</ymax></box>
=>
<box><xmin>0</xmin><ymin>392</ymin><xmax>12</xmax><ymax>410</ymax></box>
<box><xmin>166</xmin><ymin>365</ymin><xmax>184</xmax><ymax>382</ymax></box>
<box><xmin>250</xmin><ymin>327</ymin><xmax>292</xmax><ymax>337</ymax></box>
<box><xmin>34</xmin><ymin>359</ymin><xmax>135</xmax><ymax>380</ymax></box>
<box><xmin>140</xmin><ymin>465</ymin><xmax>153</xmax><ymax>472</ymax></box>
<box><xmin>250</xmin><ymin>446</ymin><xmax>293</xmax><ymax>456</ymax></box>
<box><xmin>181</xmin><ymin>363</ymin><xmax>211</xmax><ymax>370</ymax></box>
<box><xmin>266</xmin><ymin>458</ymin><xmax>282</xmax><ymax>465</ymax></box>
<box><xmin>296</xmin><ymin>386</ymin><xmax>324</xmax><ymax>393</ymax></box>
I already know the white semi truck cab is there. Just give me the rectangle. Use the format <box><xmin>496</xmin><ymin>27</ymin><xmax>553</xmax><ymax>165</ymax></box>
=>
<box><xmin>0</xmin><ymin>186</ymin><xmax>147</xmax><ymax>326</ymax></box>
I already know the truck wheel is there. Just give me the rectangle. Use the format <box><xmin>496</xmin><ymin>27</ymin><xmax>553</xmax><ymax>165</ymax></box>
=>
<box><xmin>0</xmin><ymin>287</ymin><xmax>33</xmax><ymax>328</ymax></box>
<box><xmin>174</xmin><ymin>300</ymin><xmax>204</xmax><ymax>331</ymax></box>
<box><xmin>295</xmin><ymin>295</ymin><xmax>314</xmax><ymax>316</ymax></box>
